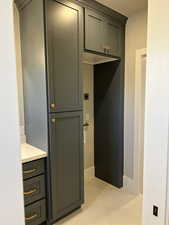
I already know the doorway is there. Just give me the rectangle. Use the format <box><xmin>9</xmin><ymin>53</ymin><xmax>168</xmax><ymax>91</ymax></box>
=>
<box><xmin>82</xmin><ymin>49</ymin><xmax>147</xmax><ymax>194</ymax></box>
<box><xmin>82</xmin><ymin>52</ymin><xmax>124</xmax><ymax>188</ymax></box>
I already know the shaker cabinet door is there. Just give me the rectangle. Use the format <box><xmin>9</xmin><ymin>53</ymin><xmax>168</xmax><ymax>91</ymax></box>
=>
<box><xmin>104</xmin><ymin>21</ymin><xmax>121</xmax><ymax>57</ymax></box>
<box><xmin>49</xmin><ymin>111</ymin><xmax>84</xmax><ymax>221</ymax></box>
<box><xmin>85</xmin><ymin>9</ymin><xmax>105</xmax><ymax>54</ymax></box>
<box><xmin>85</xmin><ymin>8</ymin><xmax>121</xmax><ymax>57</ymax></box>
<box><xmin>46</xmin><ymin>0</ymin><xmax>83</xmax><ymax>113</ymax></box>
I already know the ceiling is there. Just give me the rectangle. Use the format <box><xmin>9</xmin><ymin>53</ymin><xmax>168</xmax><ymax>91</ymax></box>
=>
<box><xmin>96</xmin><ymin>0</ymin><xmax>148</xmax><ymax>16</ymax></box>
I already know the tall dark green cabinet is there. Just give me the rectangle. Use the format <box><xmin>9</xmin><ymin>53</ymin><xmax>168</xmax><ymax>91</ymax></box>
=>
<box><xmin>16</xmin><ymin>0</ymin><xmax>84</xmax><ymax>223</ymax></box>
<box><xmin>15</xmin><ymin>0</ymin><xmax>127</xmax><ymax>224</ymax></box>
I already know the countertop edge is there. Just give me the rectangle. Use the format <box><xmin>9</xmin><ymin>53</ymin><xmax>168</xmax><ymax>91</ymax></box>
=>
<box><xmin>21</xmin><ymin>143</ymin><xmax>47</xmax><ymax>164</ymax></box>
<box><xmin>22</xmin><ymin>153</ymin><xmax>47</xmax><ymax>164</ymax></box>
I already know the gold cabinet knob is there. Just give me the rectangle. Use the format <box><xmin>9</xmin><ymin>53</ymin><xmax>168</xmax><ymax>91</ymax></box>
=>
<box><xmin>51</xmin><ymin>103</ymin><xmax>55</xmax><ymax>109</ymax></box>
<box><xmin>51</xmin><ymin>118</ymin><xmax>56</xmax><ymax>123</ymax></box>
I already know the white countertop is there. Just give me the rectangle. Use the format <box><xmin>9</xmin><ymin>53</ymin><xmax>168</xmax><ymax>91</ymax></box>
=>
<box><xmin>21</xmin><ymin>143</ymin><xmax>47</xmax><ymax>163</ymax></box>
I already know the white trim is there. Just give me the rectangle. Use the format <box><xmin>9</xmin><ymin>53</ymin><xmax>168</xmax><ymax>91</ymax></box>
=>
<box><xmin>84</xmin><ymin>166</ymin><xmax>95</xmax><ymax>182</ymax></box>
<box><xmin>165</xmin><ymin>131</ymin><xmax>169</xmax><ymax>225</ymax></box>
<box><xmin>133</xmin><ymin>48</ymin><xmax>147</xmax><ymax>194</ymax></box>
<box><xmin>123</xmin><ymin>175</ymin><xmax>135</xmax><ymax>193</ymax></box>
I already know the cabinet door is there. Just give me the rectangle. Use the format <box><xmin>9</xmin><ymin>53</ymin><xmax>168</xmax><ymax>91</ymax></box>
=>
<box><xmin>85</xmin><ymin>9</ymin><xmax>104</xmax><ymax>54</ymax></box>
<box><xmin>49</xmin><ymin>111</ymin><xmax>84</xmax><ymax>221</ymax></box>
<box><xmin>46</xmin><ymin>0</ymin><xmax>83</xmax><ymax>113</ymax></box>
<box><xmin>104</xmin><ymin>21</ymin><xmax>121</xmax><ymax>57</ymax></box>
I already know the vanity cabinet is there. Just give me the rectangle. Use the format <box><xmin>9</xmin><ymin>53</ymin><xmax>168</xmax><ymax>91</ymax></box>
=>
<box><xmin>24</xmin><ymin>175</ymin><xmax>46</xmax><ymax>206</ymax></box>
<box><xmin>23</xmin><ymin>159</ymin><xmax>45</xmax><ymax>180</ymax></box>
<box><xmin>25</xmin><ymin>200</ymin><xmax>46</xmax><ymax>225</ymax></box>
<box><xmin>85</xmin><ymin>8</ymin><xmax>121</xmax><ymax>57</ymax></box>
<box><xmin>23</xmin><ymin>159</ymin><xmax>47</xmax><ymax>225</ymax></box>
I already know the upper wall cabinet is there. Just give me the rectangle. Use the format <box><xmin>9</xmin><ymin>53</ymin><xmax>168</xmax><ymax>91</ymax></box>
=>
<box><xmin>85</xmin><ymin>9</ymin><xmax>105</xmax><ymax>54</ymax></box>
<box><xmin>46</xmin><ymin>0</ymin><xmax>83</xmax><ymax>113</ymax></box>
<box><xmin>85</xmin><ymin>8</ymin><xmax>121</xmax><ymax>57</ymax></box>
<box><xmin>103</xmin><ymin>20</ymin><xmax>121</xmax><ymax>57</ymax></box>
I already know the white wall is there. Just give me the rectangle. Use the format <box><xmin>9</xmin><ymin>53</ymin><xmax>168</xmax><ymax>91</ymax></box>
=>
<box><xmin>0</xmin><ymin>1</ymin><xmax>25</xmax><ymax>225</ymax></box>
<box><xmin>143</xmin><ymin>0</ymin><xmax>169</xmax><ymax>224</ymax></box>
<box><xmin>83</xmin><ymin>64</ymin><xmax>94</xmax><ymax>169</ymax></box>
<box><xmin>14</xmin><ymin>5</ymin><xmax>26</xmax><ymax>143</ymax></box>
<box><xmin>14</xmin><ymin>5</ymin><xmax>24</xmax><ymax>127</ymax></box>
<box><xmin>124</xmin><ymin>9</ymin><xmax>147</xmax><ymax>178</ymax></box>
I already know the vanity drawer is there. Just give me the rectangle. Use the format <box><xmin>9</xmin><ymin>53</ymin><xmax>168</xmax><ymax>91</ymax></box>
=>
<box><xmin>25</xmin><ymin>199</ymin><xmax>46</xmax><ymax>225</ymax></box>
<box><xmin>23</xmin><ymin>159</ymin><xmax>45</xmax><ymax>180</ymax></box>
<box><xmin>24</xmin><ymin>175</ymin><xmax>45</xmax><ymax>205</ymax></box>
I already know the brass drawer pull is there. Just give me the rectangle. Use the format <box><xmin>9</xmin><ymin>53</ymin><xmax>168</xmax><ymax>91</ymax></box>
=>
<box><xmin>25</xmin><ymin>214</ymin><xmax>38</xmax><ymax>221</ymax></box>
<box><xmin>23</xmin><ymin>168</ymin><xmax>37</xmax><ymax>174</ymax></box>
<box><xmin>24</xmin><ymin>189</ymin><xmax>37</xmax><ymax>196</ymax></box>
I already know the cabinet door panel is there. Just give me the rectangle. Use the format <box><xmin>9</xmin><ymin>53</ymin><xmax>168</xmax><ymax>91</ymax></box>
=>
<box><xmin>46</xmin><ymin>0</ymin><xmax>83</xmax><ymax>112</ymax></box>
<box><xmin>49</xmin><ymin>111</ymin><xmax>84</xmax><ymax>221</ymax></box>
<box><xmin>105</xmin><ymin>22</ymin><xmax>121</xmax><ymax>57</ymax></box>
<box><xmin>85</xmin><ymin>9</ymin><xmax>104</xmax><ymax>54</ymax></box>
<box><xmin>85</xmin><ymin>9</ymin><xmax>121</xmax><ymax>57</ymax></box>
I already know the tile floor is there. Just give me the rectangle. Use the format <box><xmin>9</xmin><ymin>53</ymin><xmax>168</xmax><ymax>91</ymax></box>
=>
<box><xmin>55</xmin><ymin>177</ymin><xmax>142</xmax><ymax>225</ymax></box>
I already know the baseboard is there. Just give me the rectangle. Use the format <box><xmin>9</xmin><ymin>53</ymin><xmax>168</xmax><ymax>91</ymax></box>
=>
<box><xmin>84</xmin><ymin>166</ymin><xmax>95</xmax><ymax>181</ymax></box>
<box><xmin>84</xmin><ymin>170</ymin><xmax>136</xmax><ymax>192</ymax></box>
<box><xmin>123</xmin><ymin>175</ymin><xmax>136</xmax><ymax>193</ymax></box>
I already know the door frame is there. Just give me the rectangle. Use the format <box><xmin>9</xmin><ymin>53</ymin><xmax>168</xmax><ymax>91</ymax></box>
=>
<box><xmin>133</xmin><ymin>48</ymin><xmax>147</xmax><ymax>194</ymax></box>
